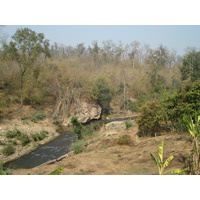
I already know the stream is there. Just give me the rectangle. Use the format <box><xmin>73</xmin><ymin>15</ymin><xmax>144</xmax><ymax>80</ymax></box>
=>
<box><xmin>4</xmin><ymin>116</ymin><xmax>136</xmax><ymax>170</ymax></box>
<box><xmin>4</xmin><ymin>132</ymin><xmax>76</xmax><ymax>170</ymax></box>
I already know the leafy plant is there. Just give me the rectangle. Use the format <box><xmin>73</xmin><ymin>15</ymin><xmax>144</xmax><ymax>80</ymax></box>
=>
<box><xmin>164</xmin><ymin>80</ymin><xmax>200</xmax><ymax>131</ymax></box>
<box><xmin>17</xmin><ymin>134</ymin><xmax>30</xmax><ymax>146</ymax></box>
<box><xmin>6</xmin><ymin>129</ymin><xmax>22</xmax><ymax>138</ymax></box>
<box><xmin>70</xmin><ymin>140</ymin><xmax>87</xmax><ymax>154</ymax></box>
<box><xmin>150</xmin><ymin>140</ymin><xmax>187</xmax><ymax>175</ymax></box>
<box><xmin>2</xmin><ymin>144</ymin><xmax>15</xmax><ymax>156</ymax></box>
<box><xmin>117</xmin><ymin>135</ymin><xmax>131</xmax><ymax>145</ymax></box>
<box><xmin>48</xmin><ymin>167</ymin><xmax>64</xmax><ymax>175</ymax></box>
<box><xmin>31</xmin><ymin>112</ymin><xmax>46</xmax><ymax>123</ymax></box>
<box><xmin>32</xmin><ymin>131</ymin><xmax>48</xmax><ymax>141</ymax></box>
<box><xmin>71</xmin><ymin>116</ymin><xmax>83</xmax><ymax>140</ymax></box>
<box><xmin>0</xmin><ymin>160</ymin><xmax>11</xmax><ymax>175</ymax></box>
<box><xmin>183</xmin><ymin>114</ymin><xmax>200</xmax><ymax>174</ymax></box>
<box><xmin>137</xmin><ymin>100</ymin><xmax>167</xmax><ymax>136</ymax></box>
<box><xmin>125</xmin><ymin>121</ymin><xmax>132</xmax><ymax>131</ymax></box>
<box><xmin>92</xmin><ymin>78</ymin><xmax>113</xmax><ymax>114</ymax></box>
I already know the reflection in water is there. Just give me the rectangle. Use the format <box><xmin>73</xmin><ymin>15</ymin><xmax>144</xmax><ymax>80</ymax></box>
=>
<box><xmin>5</xmin><ymin>132</ymin><xmax>76</xmax><ymax>169</ymax></box>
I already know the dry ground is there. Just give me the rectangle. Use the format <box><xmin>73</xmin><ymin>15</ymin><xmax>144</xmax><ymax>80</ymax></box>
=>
<box><xmin>11</xmin><ymin>121</ymin><xmax>192</xmax><ymax>175</ymax></box>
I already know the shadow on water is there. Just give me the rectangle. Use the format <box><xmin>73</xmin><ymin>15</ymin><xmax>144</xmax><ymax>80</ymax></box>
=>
<box><xmin>4</xmin><ymin>132</ymin><xmax>76</xmax><ymax>170</ymax></box>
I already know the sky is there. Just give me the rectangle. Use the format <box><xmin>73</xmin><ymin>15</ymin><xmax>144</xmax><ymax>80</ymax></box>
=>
<box><xmin>2</xmin><ymin>25</ymin><xmax>200</xmax><ymax>56</ymax></box>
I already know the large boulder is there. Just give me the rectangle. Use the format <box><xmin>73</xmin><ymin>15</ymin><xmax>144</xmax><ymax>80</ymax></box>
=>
<box><xmin>62</xmin><ymin>102</ymin><xmax>102</xmax><ymax>126</ymax></box>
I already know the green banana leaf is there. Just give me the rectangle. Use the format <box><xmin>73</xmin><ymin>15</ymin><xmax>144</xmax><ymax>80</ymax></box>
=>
<box><xmin>158</xmin><ymin>140</ymin><xmax>164</xmax><ymax>164</ymax></box>
<box><xmin>150</xmin><ymin>153</ymin><xmax>158</xmax><ymax>166</ymax></box>
<box><xmin>163</xmin><ymin>155</ymin><xmax>174</xmax><ymax>169</ymax></box>
<box><xmin>48</xmin><ymin>167</ymin><xmax>64</xmax><ymax>175</ymax></box>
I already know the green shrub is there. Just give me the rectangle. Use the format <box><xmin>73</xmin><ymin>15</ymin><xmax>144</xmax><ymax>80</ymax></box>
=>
<box><xmin>137</xmin><ymin>81</ymin><xmax>200</xmax><ymax>135</ymax></box>
<box><xmin>31</xmin><ymin>112</ymin><xmax>46</xmax><ymax>123</ymax></box>
<box><xmin>32</xmin><ymin>131</ymin><xmax>49</xmax><ymax>141</ymax></box>
<box><xmin>117</xmin><ymin>135</ymin><xmax>132</xmax><ymax>145</ymax></box>
<box><xmin>81</xmin><ymin>121</ymin><xmax>103</xmax><ymax>138</ymax></box>
<box><xmin>8</xmin><ymin>140</ymin><xmax>18</xmax><ymax>146</ymax></box>
<box><xmin>0</xmin><ymin>160</ymin><xmax>12</xmax><ymax>175</ymax></box>
<box><xmin>137</xmin><ymin>100</ymin><xmax>167</xmax><ymax>136</ymax></box>
<box><xmin>92</xmin><ymin>78</ymin><xmax>113</xmax><ymax>114</ymax></box>
<box><xmin>164</xmin><ymin>80</ymin><xmax>200</xmax><ymax>130</ymax></box>
<box><xmin>6</xmin><ymin>129</ymin><xmax>22</xmax><ymax>138</ymax></box>
<box><xmin>71</xmin><ymin>116</ymin><xmax>83</xmax><ymax>140</ymax></box>
<box><xmin>17</xmin><ymin>134</ymin><xmax>30</xmax><ymax>146</ymax></box>
<box><xmin>125</xmin><ymin>121</ymin><xmax>132</xmax><ymax>130</ymax></box>
<box><xmin>48</xmin><ymin>167</ymin><xmax>64</xmax><ymax>175</ymax></box>
<box><xmin>2</xmin><ymin>144</ymin><xmax>15</xmax><ymax>156</ymax></box>
<box><xmin>37</xmin><ymin>133</ymin><xmax>46</xmax><ymax>140</ymax></box>
<box><xmin>70</xmin><ymin>140</ymin><xmax>87</xmax><ymax>154</ymax></box>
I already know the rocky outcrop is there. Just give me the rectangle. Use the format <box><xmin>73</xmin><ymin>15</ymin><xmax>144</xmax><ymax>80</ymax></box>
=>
<box><xmin>62</xmin><ymin>102</ymin><xmax>102</xmax><ymax>126</ymax></box>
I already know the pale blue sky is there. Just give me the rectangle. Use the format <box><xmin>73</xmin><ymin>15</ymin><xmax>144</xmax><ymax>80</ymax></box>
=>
<box><xmin>2</xmin><ymin>25</ymin><xmax>200</xmax><ymax>56</ymax></box>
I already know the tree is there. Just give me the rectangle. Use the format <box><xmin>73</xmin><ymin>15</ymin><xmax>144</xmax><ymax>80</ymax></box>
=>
<box><xmin>3</xmin><ymin>28</ymin><xmax>51</xmax><ymax>116</ymax></box>
<box><xmin>180</xmin><ymin>50</ymin><xmax>200</xmax><ymax>82</ymax></box>
<box><xmin>92</xmin><ymin>78</ymin><xmax>113</xmax><ymax>114</ymax></box>
<box><xmin>71</xmin><ymin>116</ymin><xmax>83</xmax><ymax>140</ymax></box>
<box><xmin>88</xmin><ymin>41</ymin><xmax>101</xmax><ymax>67</ymax></box>
<box><xmin>76</xmin><ymin>43</ymin><xmax>85</xmax><ymax>57</ymax></box>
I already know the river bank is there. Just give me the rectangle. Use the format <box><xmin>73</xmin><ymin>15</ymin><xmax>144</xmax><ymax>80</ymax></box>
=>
<box><xmin>0</xmin><ymin>117</ymin><xmax>59</xmax><ymax>164</ymax></box>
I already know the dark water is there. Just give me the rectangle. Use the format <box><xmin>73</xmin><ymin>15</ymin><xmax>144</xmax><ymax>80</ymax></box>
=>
<box><xmin>4</xmin><ymin>132</ymin><xmax>76</xmax><ymax>170</ymax></box>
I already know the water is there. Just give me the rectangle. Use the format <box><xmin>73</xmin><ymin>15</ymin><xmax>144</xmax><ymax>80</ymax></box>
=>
<box><xmin>4</xmin><ymin>132</ymin><xmax>76</xmax><ymax>169</ymax></box>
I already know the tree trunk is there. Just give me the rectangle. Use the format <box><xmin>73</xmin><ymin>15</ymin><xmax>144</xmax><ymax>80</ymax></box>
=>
<box><xmin>19</xmin><ymin>64</ymin><xmax>27</xmax><ymax>119</ymax></box>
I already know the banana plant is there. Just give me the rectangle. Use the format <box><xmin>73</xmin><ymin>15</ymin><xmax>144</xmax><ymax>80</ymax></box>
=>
<box><xmin>150</xmin><ymin>140</ymin><xmax>188</xmax><ymax>175</ymax></box>
<box><xmin>183</xmin><ymin>114</ymin><xmax>200</xmax><ymax>174</ymax></box>
<box><xmin>150</xmin><ymin>140</ymin><xmax>174</xmax><ymax>175</ymax></box>
<box><xmin>48</xmin><ymin>167</ymin><xmax>64</xmax><ymax>175</ymax></box>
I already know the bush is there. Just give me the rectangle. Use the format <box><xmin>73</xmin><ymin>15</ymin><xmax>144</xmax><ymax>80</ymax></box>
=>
<box><xmin>31</xmin><ymin>112</ymin><xmax>46</xmax><ymax>123</ymax></box>
<box><xmin>2</xmin><ymin>144</ymin><xmax>15</xmax><ymax>156</ymax></box>
<box><xmin>137</xmin><ymin>81</ymin><xmax>200</xmax><ymax>135</ymax></box>
<box><xmin>70</xmin><ymin>140</ymin><xmax>87</xmax><ymax>154</ymax></box>
<box><xmin>71</xmin><ymin>116</ymin><xmax>83</xmax><ymax>140</ymax></box>
<box><xmin>32</xmin><ymin>131</ymin><xmax>49</xmax><ymax>141</ymax></box>
<box><xmin>92</xmin><ymin>78</ymin><xmax>113</xmax><ymax>114</ymax></box>
<box><xmin>117</xmin><ymin>135</ymin><xmax>132</xmax><ymax>145</ymax></box>
<box><xmin>164</xmin><ymin>80</ymin><xmax>200</xmax><ymax>129</ymax></box>
<box><xmin>137</xmin><ymin>100</ymin><xmax>167</xmax><ymax>136</ymax></box>
<box><xmin>17</xmin><ymin>134</ymin><xmax>30</xmax><ymax>146</ymax></box>
<box><xmin>6</xmin><ymin>129</ymin><xmax>22</xmax><ymax>138</ymax></box>
<box><xmin>125</xmin><ymin>121</ymin><xmax>132</xmax><ymax>130</ymax></box>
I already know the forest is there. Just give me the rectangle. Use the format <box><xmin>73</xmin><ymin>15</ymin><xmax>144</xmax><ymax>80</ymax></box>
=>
<box><xmin>0</xmin><ymin>27</ymin><xmax>199</xmax><ymax>175</ymax></box>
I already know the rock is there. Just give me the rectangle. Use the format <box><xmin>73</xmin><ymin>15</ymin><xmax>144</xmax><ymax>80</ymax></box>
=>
<box><xmin>62</xmin><ymin>102</ymin><xmax>102</xmax><ymax>126</ymax></box>
<box><xmin>105</xmin><ymin>121</ymin><xmax>126</xmax><ymax>130</ymax></box>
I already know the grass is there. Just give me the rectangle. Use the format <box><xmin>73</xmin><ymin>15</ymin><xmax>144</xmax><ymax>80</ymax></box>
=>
<box><xmin>6</xmin><ymin>129</ymin><xmax>22</xmax><ymax>139</ymax></box>
<box><xmin>32</xmin><ymin>130</ymin><xmax>49</xmax><ymax>141</ymax></box>
<box><xmin>31</xmin><ymin>112</ymin><xmax>46</xmax><ymax>123</ymax></box>
<box><xmin>17</xmin><ymin>134</ymin><xmax>30</xmax><ymax>146</ymax></box>
<box><xmin>117</xmin><ymin>135</ymin><xmax>132</xmax><ymax>145</ymax></box>
<box><xmin>2</xmin><ymin>144</ymin><xmax>15</xmax><ymax>156</ymax></box>
<box><xmin>70</xmin><ymin>140</ymin><xmax>88</xmax><ymax>154</ymax></box>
